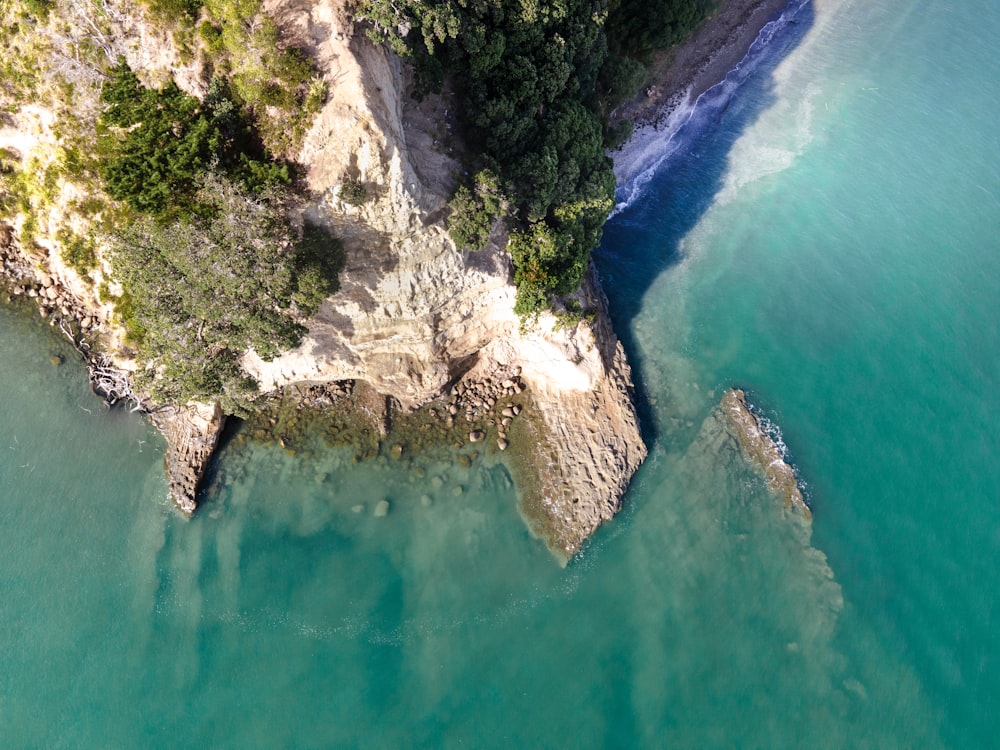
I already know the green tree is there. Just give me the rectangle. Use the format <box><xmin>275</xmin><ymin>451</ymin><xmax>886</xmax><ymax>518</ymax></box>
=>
<box><xmin>96</xmin><ymin>59</ymin><xmax>288</xmax><ymax>218</ymax></box>
<box><xmin>358</xmin><ymin>0</ymin><xmax>707</xmax><ymax>316</ymax></box>
<box><xmin>606</xmin><ymin>0</ymin><xmax>711</xmax><ymax>60</ymax></box>
<box><xmin>447</xmin><ymin>169</ymin><xmax>507</xmax><ymax>251</ymax></box>
<box><xmin>367</xmin><ymin>0</ymin><xmax>615</xmax><ymax>314</ymax></box>
<box><xmin>107</xmin><ymin>174</ymin><xmax>341</xmax><ymax>411</ymax></box>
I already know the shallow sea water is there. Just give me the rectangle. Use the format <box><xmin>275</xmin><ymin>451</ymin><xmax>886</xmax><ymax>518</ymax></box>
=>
<box><xmin>2</xmin><ymin>0</ymin><xmax>998</xmax><ymax>746</ymax></box>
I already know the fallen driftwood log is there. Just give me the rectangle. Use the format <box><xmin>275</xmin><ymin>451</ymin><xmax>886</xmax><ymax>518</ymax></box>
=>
<box><xmin>54</xmin><ymin>318</ymin><xmax>146</xmax><ymax>413</ymax></box>
<box><xmin>88</xmin><ymin>355</ymin><xmax>144</xmax><ymax>412</ymax></box>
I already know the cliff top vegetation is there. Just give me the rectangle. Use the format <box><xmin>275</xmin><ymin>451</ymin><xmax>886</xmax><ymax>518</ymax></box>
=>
<box><xmin>0</xmin><ymin>0</ymin><xmax>342</xmax><ymax>411</ymax></box>
<box><xmin>359</xmin><ymin>0</ymin><xmax>712</xmax><ymax>316</ymax></box>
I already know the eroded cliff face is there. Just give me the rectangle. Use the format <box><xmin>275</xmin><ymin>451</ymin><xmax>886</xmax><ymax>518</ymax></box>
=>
<box><xmin>1</xmin><ymin>0</ymin><xmax>647</xmax><ymax>560</ymax></box>
<box><xmin>236</xmin><ymin>0</ymin><xmax>648</xmax><ymax>558</ymax></box>
<box><xmin>245</xmin><ymin>0</ymin><xmax>505</xmax><ymax>405</ymax></box>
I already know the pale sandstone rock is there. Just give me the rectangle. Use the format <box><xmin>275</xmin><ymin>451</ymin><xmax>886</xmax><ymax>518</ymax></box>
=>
<box><xmin>151</xmin><ymin>403</ymin><xmax>226</xmax><ymax>515</ymax></box>
<box><xmin>0</xmin><ymin>0</ymin><xmax>647</xmax><ymax>557</ymax></box>
<box><xmin>242</xmin><ymin>3</ymin><xmax>647</xmax><ymax>559</ymax></box>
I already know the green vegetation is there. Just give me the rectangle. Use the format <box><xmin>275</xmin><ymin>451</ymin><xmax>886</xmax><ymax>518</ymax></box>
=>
<box><xmin>607</xmin><ymin>0</ymin><xmax>713</xmax><ymax>60</ymax></box>
<box><xmin>129</xmin><ymin>0</ymin><xmax>325</xmax><ymax>154</ymax></box>
<box><xmin>360</xmin><ymin>0</ymin><xmax>617</xmax><ymax>316</ymax></box>
<box><xmin>107</xmin><ymin>174</ymin><xmax>343</xmax><ymax>412</ymax></box>
<box><xmin>140</xmin><ymin>0</ymin><xmax>202</xmax><ymax>23</ymax></box>
<box><xmin>23</xmin><ymin>0</ymin><xmax>54</xmax><ymax>20</ymax></box>
<box><xmin>56</xmin><ymin>229</ymin><xmax>98</xmax><ymax>278</ymax></box>
<box><xmin>93</xmin><ymin>60</ymin><xmax>341</xmax><ymax>410</ymax></box>
<box><xmin>339</xmin><ymin>177</ymin><xmax>368</xmax><ymax>206</ymax></box>
<box><xmin>0</xmin><ymin>9</ymin><xmax>46</xmax><ymax>106</ymax></box>
<box><xmin>0</xmin><ymin>149</ymin><xmax>72</xmax><ymax>247</ymax></box>
<box><xmin>447</xmin><ymin>169</ymin><xmax>506</xmax><ymax>251</ymax></box>
<box><xmin>359</xmin><ymin>0</ymin><xmax>711</xmax><ymax>316</ymax></box>
<box><xmin>199</xmin><ymin>0</ymin><xmax>326</xmax><ymax>154</ymax></box>
<box><xmin>553</xmin><ymin>298</ymin><xmax>595</xmax><ymax>331</ymax></box>
<box><xmin>0</xmin><ymin>3</ymin><xmax>340</xmax><ymax>411</ymax></box>
<box><xmin>599</xmin><ymin>53</ymin><xmax>647</xmax><ymax>112</ymax></box>
<box><xmin>96</xmin><ymin>60</ymin><xmax>288</xmax><ymax>218</ymax></box>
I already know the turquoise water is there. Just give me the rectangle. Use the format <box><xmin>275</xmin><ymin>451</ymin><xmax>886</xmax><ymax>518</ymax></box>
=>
<box><xmin>2</xmin><ymin>0</ymin><xmax>999</xmax><ymax>745</ymax></box>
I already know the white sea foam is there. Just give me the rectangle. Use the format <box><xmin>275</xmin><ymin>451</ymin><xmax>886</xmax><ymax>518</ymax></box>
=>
<box><xmin>611</xmin><ymin>0</ymin><xmax>812</xmax><ymax>216</ymax></box>
<box><xmin>610</xmin><ymin>88</ymin><xmax>700</xmax><ymax>215</ymax></box>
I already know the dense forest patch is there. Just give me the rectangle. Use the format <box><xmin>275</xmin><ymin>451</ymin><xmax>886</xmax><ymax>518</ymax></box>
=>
<box><xmin>359</xmin><ymin>0</ymin><xmax>712</xmax><ymax>316</ymax></box>
<box><xmin>96</xmin><ymin>62</ymin><xmax>342</xmax><ymax>410</ymax></box>
<box><xmin>96</xmin><ymin>60</ymin><xmax>289</xmax><ymax>219</ymax></box>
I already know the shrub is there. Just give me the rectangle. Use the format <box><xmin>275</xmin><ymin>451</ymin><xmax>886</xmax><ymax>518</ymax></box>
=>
<box><xmin>340</xmin><ymin>178</ymin><xmax>367</xmax><ymax>206</ymax></box>
<box><xmin>201</xmin><ymin>0</ymin><xmax>321</xmax><ymax>154</ymax></box>
<box><xmin>106</xmin><ymin>174</ymin><xmax>343</xmax><ymax>411</ymax></box>
<box><xmin>23</xmin><ymin>0</ymin><xmax>54</xmax><ymax>20</ymax></box>
<box><xmin>57</xmin><ymin>230</ymin><xmax>98</xmax><ymax>277</ymax></box>
<box><xmin>604</xmin><ymin>119</ymin><xmax>634</xmax><ymax>150</ymax></box>
<box><xmin>140</xmin><ymin>0</ymin><xmax>203</xmax><ymax>23</ymax></box>
<box><xmin>199</xmin><ymin>21</ymin><xmax>224</xmax><ymax>52</ymax></box>
<box><xmin>292</xmin><ymin>223</ymin><xmax>345</xmax><ymax>315</ymax></box>
<box><xmin>447</xmin><ymin>169</ymin><xmax>506</xmax><ymax>251</ymax></box>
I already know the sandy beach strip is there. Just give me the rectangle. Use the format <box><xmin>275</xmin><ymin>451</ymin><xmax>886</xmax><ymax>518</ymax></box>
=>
<box><xmin>611</xmin><ymin>0</ymin><xmax>795</xmax><ymax>185</ymax></box>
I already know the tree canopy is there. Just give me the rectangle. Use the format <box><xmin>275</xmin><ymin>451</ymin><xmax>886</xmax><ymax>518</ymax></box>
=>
<box><xmin>108</xmin><ymin>174</ymin><xmax>343</xmax><ymax>412</ymax></box>
<box><xmin>361</xmin><ymin>0</ymin><xmax>709</xmax><ymax>315</ymax></box>
<box><xmin>606</xmin><ymin>0</ymin><xmax>712</xmax><ymax>60</ymax></box>
<box><xmin>97</xmin><ymin>59</ymin><xmax>288</xmax><ymax>219</ymax></box>
<box><xmin>361</xmin><ymin>0</ymin><xmax>618</xmax><ymax>315</ymax></box>
<box><xmin>96</xmin><ymin>62</ymin><xmax>342</xmax><ymax>410</ymax></box>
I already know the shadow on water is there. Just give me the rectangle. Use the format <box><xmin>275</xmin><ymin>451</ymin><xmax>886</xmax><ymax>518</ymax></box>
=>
<box><xmin>595</xmin><ymin>1</ymin><xmax>815</xmax><ymax>440</ymax></box>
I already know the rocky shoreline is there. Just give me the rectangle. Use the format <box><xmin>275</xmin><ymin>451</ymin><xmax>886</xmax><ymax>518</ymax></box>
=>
<box><xmin>614</xmin><ymin>0</ymin><xmax>794</xmax><ymax>129</ymax></box>
<box><xmin>1</xmin><ymin>0</ymin><xmax>790</xmax><ymax>560</ymax></box>
<box><xmin>1</xmin><ymin>221</ymin><xmax>225</xmax><ymax>513</ymax></box>
<box><xmin>720</xmin><ymin>388</ymin><xmax>811</xmax><ymax>519</ymax></box>
<box><xmin>1</xmin><ymin>224</ymin><xmax>102</xmax><ymax>346</ymax></box>
<box><xmin>3</xmin><ymin>214</ymin><xmax>639</xmax><ymax>560</ymax></box>
<box><xmin>0</xmin><ymin>222</ymin><xmax>138</xmax><ymax>407</ymax></box>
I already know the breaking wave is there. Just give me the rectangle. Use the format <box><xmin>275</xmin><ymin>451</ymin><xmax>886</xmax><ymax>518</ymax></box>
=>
<box><xmin>611</xmin><ymin>0</ymin><xmax>812</xmax><ymax>216</ymax></box>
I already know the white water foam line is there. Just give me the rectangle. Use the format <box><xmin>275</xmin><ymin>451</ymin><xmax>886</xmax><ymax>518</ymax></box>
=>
<box><xmin>611</xmin><ymin>0</ymin><xmax>812</xmax><ymax>217</ymax></box>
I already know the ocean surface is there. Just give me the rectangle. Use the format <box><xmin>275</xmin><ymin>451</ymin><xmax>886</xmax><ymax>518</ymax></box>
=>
<box><xmin>2</xmin><ymin>0</ymin><xmax>998</xmax><ymax>745</ymax></box>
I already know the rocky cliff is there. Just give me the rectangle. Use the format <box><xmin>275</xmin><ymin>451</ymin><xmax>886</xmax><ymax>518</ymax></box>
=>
<box><xmin>238</xmin><ymin>0</ymin><xmax>647</xmax><ymax>559</ymax></box>
<box><xmin>0</xmin><ymin>0</ymin><xmax>647</xmax><ymax>561</ymax></box>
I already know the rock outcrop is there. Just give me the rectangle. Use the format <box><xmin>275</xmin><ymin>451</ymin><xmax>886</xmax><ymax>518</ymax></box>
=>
<box><xmin>151</xmin><ymin>403</ymin><xmax>227</xmax><ymax>514</ymax></box>
<box><xmin>720</xmin><ymin>388</ymin><xmax>810</xmax><ymax>519</ymax></box>
<box><xmin>236</xmin><ymin>1</ymin><xmax>648</xmax><ymax>558</ymax></box>
<box><xmin>0</xmin><ymin>0</ymin><xmax>648</xmax><ymax>558</ymax></box>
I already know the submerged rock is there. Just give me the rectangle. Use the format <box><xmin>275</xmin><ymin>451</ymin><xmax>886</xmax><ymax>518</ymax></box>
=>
<box><xmin>720</xmin><ymin>388</ymin><xmax>811</xmax><ymax>519</ymax></box>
